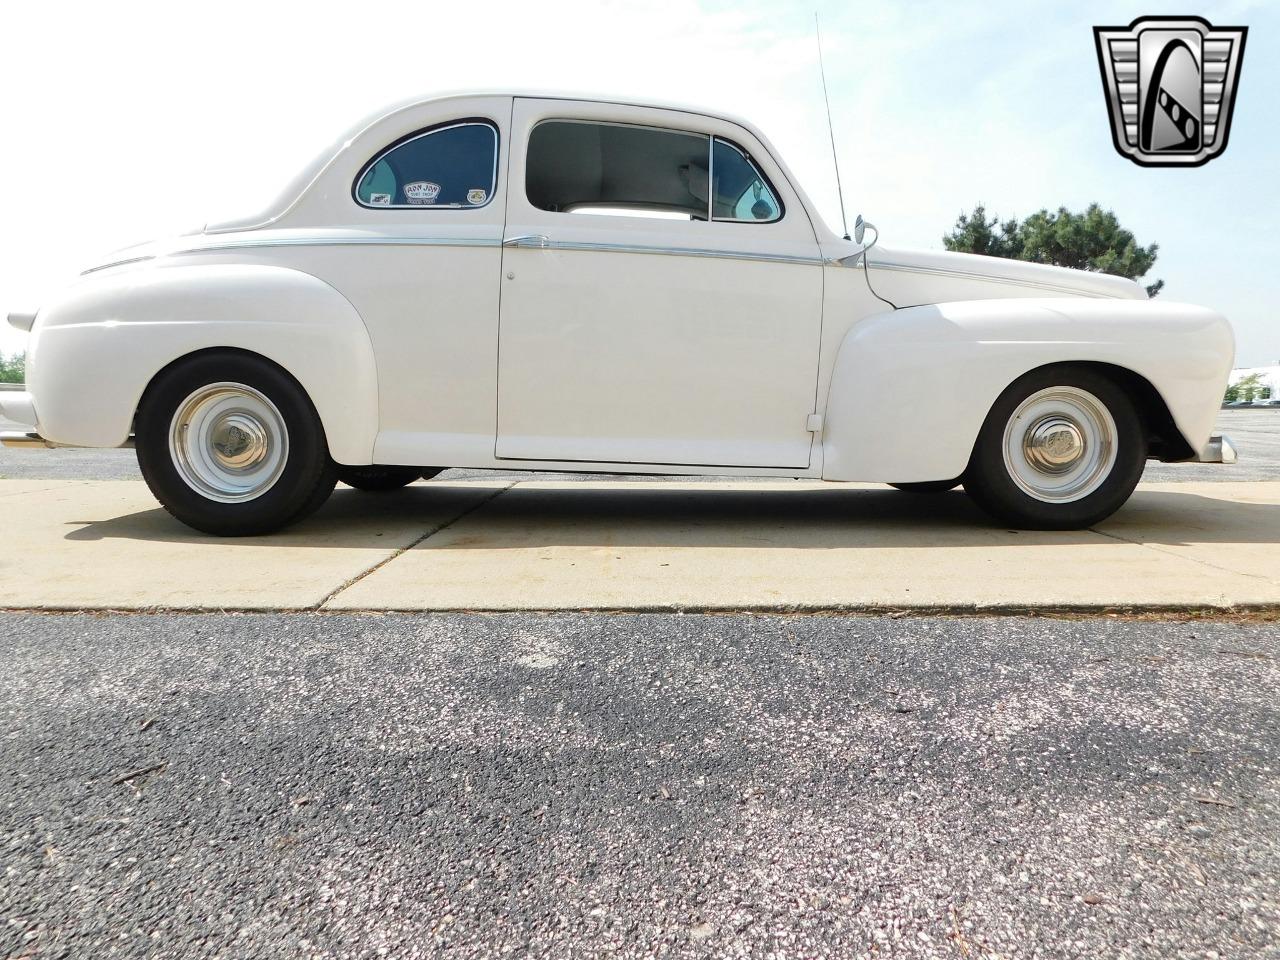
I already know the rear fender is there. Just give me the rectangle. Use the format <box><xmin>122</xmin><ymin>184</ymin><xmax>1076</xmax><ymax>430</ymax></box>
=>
<box><xmin>27</xmin><ymin>263</ymin><xmax>378</xmax><ymax>463</ymax></box>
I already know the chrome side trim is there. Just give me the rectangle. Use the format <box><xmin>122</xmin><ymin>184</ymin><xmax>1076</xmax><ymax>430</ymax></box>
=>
<box><xmin>503</xmin><ymin>234</ymin><xmax>550</xmax><ymax>248</ymax></box>
<box><xmin>825</xmin><ymin>253</ymin><xmax>866</xmax><ymax>269</ymax></box>
<box><xmin>868</xmin><ymin>259</ymin><xmax>1112</xmax><ymax>298</ymax></box>
<box><xmin>81</xmin><ymin>255</ymin><xmax>156</xmax><ymax>276</ymax></box>
<box><xmin>171</xmin><ymin>235</ymin><xmax>821</xmax><ymax>266</ymax></box>
<box><xmin>531</xmin><ymin>239</ymin><xmax>821</xmax><ymax>266</ymax></box>
<box><xmin>175</xmin><ymin>236</ymin><xmax>504</xmax><ymax>255</ymax></box>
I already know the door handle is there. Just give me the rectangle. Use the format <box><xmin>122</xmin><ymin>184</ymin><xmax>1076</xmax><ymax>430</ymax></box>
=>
<box><xmin>503</xmin><ymin>234</ymin><xmax>551</xmax><ymax>248</ymax></box>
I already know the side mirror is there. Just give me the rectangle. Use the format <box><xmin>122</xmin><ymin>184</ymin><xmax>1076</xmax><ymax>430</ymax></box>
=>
<box><xmin>854</xmin><ymin>215</ymin><xmax>879</xmax><ymax>252</ymax></box>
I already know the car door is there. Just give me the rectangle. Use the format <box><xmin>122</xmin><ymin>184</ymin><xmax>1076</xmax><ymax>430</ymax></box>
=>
<box><xmin>315</xmin><ymin>96</ymin><xmax>511</xmax><ymax>468</ymax></box>
<box><xmin>495</xmin><ymin>97</ymin><xmax>824</xmax><ymax>468</ymax></box>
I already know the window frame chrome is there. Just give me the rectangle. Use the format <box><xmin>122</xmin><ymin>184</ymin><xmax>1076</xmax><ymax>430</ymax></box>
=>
<box><xmin>352</xmin><ymin>118</ymin><xmax>500</xmax><ymax>211</ymax></box>
<box><xmin>709</xmin><ymin>136</ymin><xmax>785</xmax><ymax>225</ymax></box>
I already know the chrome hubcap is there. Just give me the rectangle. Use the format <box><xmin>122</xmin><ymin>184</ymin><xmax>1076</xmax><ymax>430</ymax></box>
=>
<box><xmin>1002</xmin><ymin>387</ymin><xmax>1117</xmax><ymax>503</ymax></box>
<box><xmin>1023</xmin><ymin>417</ymin><xmax>1086</xmax><ymax>474</ymax></box>
<box><xmin>168</xmin><ymin>383</ymin><xmax>288</xmax><ymax>503</ymax></box>
<box><xmin>210</xmin><ymin>414</ymin><xmax>270</xmax><ymax>469</ymax></box>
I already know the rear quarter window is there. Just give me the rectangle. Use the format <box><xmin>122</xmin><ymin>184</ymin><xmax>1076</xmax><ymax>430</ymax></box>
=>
<box><xmin>354</xmin><ymin>120</ymin><xmax>498</xmax><ymax>209</ymax></box>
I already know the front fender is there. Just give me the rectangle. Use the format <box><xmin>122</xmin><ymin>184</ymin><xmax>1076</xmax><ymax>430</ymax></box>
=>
<box><xmin>821</xmin><ymin>298</ymin><xmax>1233</xmax><ymax>483</ymax></box>
<box><xmin>27</xmin><ymin>263</ymin><xmax>378</xmax><ymax>464</ymax></box>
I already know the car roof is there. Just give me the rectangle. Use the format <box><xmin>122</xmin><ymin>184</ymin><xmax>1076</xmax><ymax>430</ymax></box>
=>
<box><xmin>367</xmin><ymin>89</ymin><xmax>754</xmax><ymax>129</ymax></box>
<box><xmin>204</xmin><ymin>89</ymin><xmax>831</xmax><ymax>239</ymax></box>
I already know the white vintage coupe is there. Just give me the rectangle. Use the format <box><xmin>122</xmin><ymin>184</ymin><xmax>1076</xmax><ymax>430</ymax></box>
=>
<box><xmin>4</xmin><ymin>92</ymin><xmax>1236</xmax><ymax>535</ymax></box>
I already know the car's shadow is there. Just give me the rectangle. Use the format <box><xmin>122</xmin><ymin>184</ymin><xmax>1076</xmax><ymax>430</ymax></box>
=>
<box><xmin>61</xmin><ymin>482</ymin><xmax>1280</xmax><ymax>549</ymax></box>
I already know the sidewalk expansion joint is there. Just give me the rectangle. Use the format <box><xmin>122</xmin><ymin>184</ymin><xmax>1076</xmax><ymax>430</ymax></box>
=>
<box><xmin>313</xmin><ymin>481</ymin><xmax>518</xmax><ymax>610</ymax></box>
<box><xmin>1088</xmin><ymin>526</ymin><xmax>1279</xmax><ymax>586</ymax></box>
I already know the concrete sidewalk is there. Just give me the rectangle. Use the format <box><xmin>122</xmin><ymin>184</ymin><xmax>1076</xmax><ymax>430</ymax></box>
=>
<box><xmin>1</xmin><ymin>478</ymin><xmax>1278</xmax><ymax>611</ymax></box>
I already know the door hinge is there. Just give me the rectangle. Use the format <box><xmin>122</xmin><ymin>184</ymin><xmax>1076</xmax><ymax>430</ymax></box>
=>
<box><xmin>806</xmin><ymin>413</ymin><xmax>823</xmax><ymax>433</ymax></box>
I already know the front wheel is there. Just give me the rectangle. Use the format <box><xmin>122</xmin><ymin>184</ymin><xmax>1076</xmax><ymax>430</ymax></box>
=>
<box><xmin>135</xmin><ymin>352</ymin><xmax>337</xmax><ymax>536</ymax></box>
<box><xmin>963</xmin><ymin>366</ymin><xmax>1146</xmax><ymax>530</ymax></box>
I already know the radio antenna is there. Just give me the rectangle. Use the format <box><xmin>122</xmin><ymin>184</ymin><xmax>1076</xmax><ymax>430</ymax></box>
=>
<box><xmin>814</xmin><ymin>12</ymin><xmax>851</xmax><ymax>240</ymax></box>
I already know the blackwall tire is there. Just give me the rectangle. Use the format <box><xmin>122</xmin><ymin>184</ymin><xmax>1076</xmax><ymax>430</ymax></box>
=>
<box><xmin>135</xmin><ymin>352</ymin><xmax>337</xmax><ymax>536</ymax></box>
<box><xmin>337</xmin><ymin>466</ymin><xmax>422</xmax><ymax>491</ymax></box>
<box><xmin>963</xmin><ymin>365</ymin><xmax>1146</xmax><ymax>530</ymax></box>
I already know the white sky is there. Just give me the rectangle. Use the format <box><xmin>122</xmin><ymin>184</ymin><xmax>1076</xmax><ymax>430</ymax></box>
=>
<box><xmin>1</xmin><ymin>0</ymin><xmax>1276</xmax><ymax>363</ymax></box>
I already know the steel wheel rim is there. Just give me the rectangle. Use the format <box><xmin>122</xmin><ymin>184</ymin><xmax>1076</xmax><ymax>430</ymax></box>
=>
<box><xmin>1001</xmin><ymin>386</ymin><xmax>1117</xmax><ymax>503</ymax></box>
<box><xmin>168</xmin><ymin>382</ymin><xmax>289</xmax><ymax>503</ymax></box>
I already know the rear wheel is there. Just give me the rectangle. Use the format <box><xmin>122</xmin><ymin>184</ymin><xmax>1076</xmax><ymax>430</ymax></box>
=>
<box><xmin>963</xmin><ymin>365</ymin><xmax>1145</xmax><ymax>530</ymax></box>
<box><xmin>135</xmin><ymin>352</ymin><xmax>337</xmax><ymax>536</ymax></box>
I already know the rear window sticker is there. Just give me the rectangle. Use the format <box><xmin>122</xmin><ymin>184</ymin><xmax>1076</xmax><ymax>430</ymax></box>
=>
<box><xmin>467</xmin><ymin>188</ymin><xmax>487</xmax><ymax>205</ymax></box>
<box><xmin>404</xmin><ymin>181</ymin><xmax>441</xmax><ymax>204</ymax></box>
<box><xmin>368</xmin><ymin>193</ymin><xmax>391</xmax><ymax>206</ymax></box>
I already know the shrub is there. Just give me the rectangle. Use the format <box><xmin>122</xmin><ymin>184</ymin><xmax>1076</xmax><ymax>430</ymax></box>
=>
<box><xmin>0</xmin><ymin>352</ymin><xmax>25</xmax><ymax>384</ymax></box>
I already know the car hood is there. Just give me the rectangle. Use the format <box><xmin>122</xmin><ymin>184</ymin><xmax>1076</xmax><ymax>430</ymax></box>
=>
<box><xmin>864</xmin><ymin>247</ymin><xmax>1148</xmax><ymax>305</ymax></box>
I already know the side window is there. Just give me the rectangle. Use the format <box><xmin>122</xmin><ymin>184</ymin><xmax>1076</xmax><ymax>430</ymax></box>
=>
<box><xmin>527</xmin><ymin>121</ymin><xmax>710</xmax><ymax>220</ymax></box>
<box><xmin>525</xmin><ymin>120</ymin><xmax>783</xmax><ymax>224</ymax></box>
<box><xmin>354</xmin><ymin>121</ymin><xmax>498</xmax><ymax>209</ymax></box>
<box><xmin>711</xmin><ymin>138</ymin><xmax>782</xmax><ymax>222</ymax></box>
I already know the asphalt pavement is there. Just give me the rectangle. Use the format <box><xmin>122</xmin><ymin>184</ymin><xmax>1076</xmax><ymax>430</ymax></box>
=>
<box><xmin>3</xmin><ymin>410</ymin><xmax>1277</xmax><ymax>958</ymax></box>
<box><xmin>3</xmin><ymin>611</ymin><xmax>1278</xmax><ymax>959</ymax></box>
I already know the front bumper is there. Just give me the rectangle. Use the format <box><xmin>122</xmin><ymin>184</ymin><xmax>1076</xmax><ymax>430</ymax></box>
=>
<box><xmin>2</xmin><ymin>431</ymin><xmax>63</xmax><ymax>449</ymax></box>
<box><xmin>0</xmin><ymin>390</ymin><xmax>135</xmax><ymax>449</ymax></box>
<box><xmin>0</xmin><ymin>389</ymin><xmax>38</xmax><ymax>428</ymax></box>
<box><xmin>1193</xmin><ymin>434</ymin><xmax>1238</xmax><ymax>464</ymax></box>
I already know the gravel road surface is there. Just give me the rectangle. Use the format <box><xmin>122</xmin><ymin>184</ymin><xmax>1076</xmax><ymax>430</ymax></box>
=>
<box><xmin>3</xmin><ymin>612</ymin><xmax>1278</xmax><ymax>959</ymax></box>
